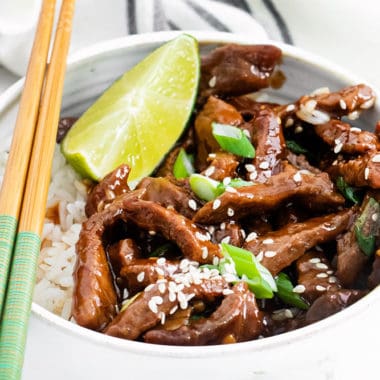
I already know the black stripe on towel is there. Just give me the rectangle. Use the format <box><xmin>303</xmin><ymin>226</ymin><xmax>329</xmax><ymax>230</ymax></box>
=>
<box><xmin>262</xmin><ymin>0</ymin><xmax>293</xmax><ymax>44</ymax></box>
<box><xmin>216</xmin><ymin>0</ymin><xmax>251</xmax><ymax>15</ymax></box>
<box><xmin>127</xmin><ymin>0</ymin><xmax>137</xmax><ymax>34</ymax></box>
<box><xmin>167</xmin><ymin>19</ymin><xmax>181</xmax><ymax>31</ymax></box>
<box><xmin>185</xmin><ymin>0</ymin><xmax>231</xmax><ymax>32</ymax></box>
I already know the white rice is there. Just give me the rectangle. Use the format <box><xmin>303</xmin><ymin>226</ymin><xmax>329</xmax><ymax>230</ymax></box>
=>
<box><xmin>0</xmin><ymin>145</ymin><xmax>87</xmax><ymax>320</ymax></box>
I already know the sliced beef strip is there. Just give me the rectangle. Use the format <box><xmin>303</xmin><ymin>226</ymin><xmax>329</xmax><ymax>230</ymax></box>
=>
<box><xmin>327</xmin><ymin>151</ymin><xmax>380</xmax><ymax>189</ymax></box>
<box><xmin>201</xmin><ymin>152</ymin><xmax>239</xmax><ymax>182</ymax></box>
<box><xmin>104</xmin><ymin>277</ymin><xmax>229</xmax><ymax>340</ymax></box>
<box><xmin>213</xmin><ymin>221</ymin><xmax>244</xmax><ymax>247</ymax></box>
<box><xmin>274</xmin><ymin>201</ymin><xmax>308</xmax><ymax>228</ymax></box>
<box><xmin>243</xmin><ymin>209</ymin><xmax>353</xmax><ymax>275</ymax></box>
<box><xmin>108</xmin><ymin>238</ymin><xmax>141</xmax><ymax>274</ymax></box>
<box><xmin>143</xmin><ymin>282</ymin><xmax>264</xmax><ymax>345</ymax></box>
<box><xmin>243</xmin><ymin>214</ymin><xmax>273</xmax><ymax>237</ymax></box>
<box><xmin>57</xmin><ymin>117</ymin><xmax>77</xmax><ymax>143</ymax></box>
<box><xmin>194</xmin><ymin>96</ymin><xmax>243</xmax><ymax>170</ymax></box>
<box><xmin>368</xmin><ymin>251</ymin><xmax>380</xmax><ymax>289</ymax></box>
<box><xmin>295</xmin><ymin>84</ymin><xmax>376</xmax><ymax>124</ymax></box>
<box><xmin>85</xmin><ymin>164</ymin><xmax>131</xmax><ymax>217</ymax></box>
<box><xmin>74</xmin><ymin>189</ymin><xmax>222</xmax><ymax>330</ymax></box>
<box><xmin>296</xmin><ymin>251</ymin><xmax>340</xmax><ymax>303</ymax></box>
<box><xmin>286</xmin><ymin>151</ymin><xmax>322</xmax><ymax>174</ymax></box>
<box><xmin>193</xmin><ymin>163</ymin><xmax>344</xmax><ymax>224</ymax></box>
<box><xmin>314</xmin><ymin>119</ymin><xmax>380</xmax><ymax>155</ymax></box>
<box><xmin>137</xmin><ymin>176</ymin><xmax>200</xmax><ymax>219</ymax></box>
<box><xmin>305</xmin><ymin>289</ymin><xmax>366</xmax><ymax>324</ymax></box>
<box><xmin>120</xmin><ymin>258</ymin><xmax>180</xmax><ymax>294</ymax></box>
<box><xmin>249</xmin><ymin>107</ymin><xmax>286</xmax><ymax>183</ymax></box>
<box><xmin>200</xmin><ymin>44</ymin><xmax>282</xmax><ymax>101</ymax></box>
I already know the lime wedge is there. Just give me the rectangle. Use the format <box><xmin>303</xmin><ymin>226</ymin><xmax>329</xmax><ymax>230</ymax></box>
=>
<box><xmin>61</xmin><ymin>34</ymin><xmax>200</xmax><ymax>184</ymax></box>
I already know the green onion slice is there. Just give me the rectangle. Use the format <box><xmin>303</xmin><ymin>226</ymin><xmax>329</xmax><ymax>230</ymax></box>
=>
<box><xmin>336</xmin><ymin>176</ymin><xmax>362</xmax><ymax>204</ymax></box>
<box><xmin>189</xmin><ymin>174</ymin><xmax>224</xmax><ymax>201</ymax></box>
<box><xmin>149</xmin><ymin>242</ymin><xmax>176</xmax><ymax>257</ymax></box>
<box><xmin>212</xmin><ymin>122</ymin><xmax>255</xmax><ymax>158</ymax></box>
<box><xmin>173</xmin><ymin>148</ymin><xmax>194</xmax><ymax>179</ymax></box>
<box><xmin>120</xmin><ymin>292</ymin><xmax>142</xmax><ymax>312</ymax></box>
<box><xmin>354</xmin><ymin>197</ymin><xmax>380</xmax><ymax>256</ymax></box>
<box><xmin>221</xmin><ymin>243</ymin><xmax>276</xmax><ymax>299</ymax></box>
<box><xmin>285</xmin><ymin>140</ymin><xmax>309</xmax><ymax>155</ymax></box>
<box><xmin>275</xmin><ymin>273</ymin><xmax>309</xmax><ymax>310</ymax></box>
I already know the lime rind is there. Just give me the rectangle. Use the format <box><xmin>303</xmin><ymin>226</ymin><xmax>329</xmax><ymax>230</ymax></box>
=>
<box><xmin>61</xmin><ymin>34</ymin><xmax>200</xmax><ymax>182</ymax></box>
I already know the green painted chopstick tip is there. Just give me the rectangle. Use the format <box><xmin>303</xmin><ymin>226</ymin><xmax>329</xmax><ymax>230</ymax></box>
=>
<box><xmin>0</xmin><ymin>215</ymin><xmax>18</xmax><ymax>316</ymax></box>
<box><xmin>0</xmin><ymin>231</ymin><xmax>41</xmax><ymax>380</ymax></box>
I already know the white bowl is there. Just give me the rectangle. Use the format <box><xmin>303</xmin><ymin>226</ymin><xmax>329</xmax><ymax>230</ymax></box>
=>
<box><xmin>0</xmin><ymin>31</ymin><xmax>379</xmax><ymax>380</ymax></box>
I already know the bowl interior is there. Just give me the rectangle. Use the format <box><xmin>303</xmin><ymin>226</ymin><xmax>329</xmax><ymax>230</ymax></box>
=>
<box><xmin>0</xmin><ymin>31</ymin><xmax>379</xmax><ymax>360</ymax></box>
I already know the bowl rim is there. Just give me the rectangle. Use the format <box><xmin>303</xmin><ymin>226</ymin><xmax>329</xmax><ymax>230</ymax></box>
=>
<box><xmin>1</xmin><ymin>30</ymin><xmax>379</xmax><ymax>357</ymax></box>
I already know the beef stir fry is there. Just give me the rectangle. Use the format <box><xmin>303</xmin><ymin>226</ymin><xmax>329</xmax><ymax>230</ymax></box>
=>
<box><xmin>67</xmin><ymin>43</ymin><xmax>380</xmax><ymax>345</ymax></box>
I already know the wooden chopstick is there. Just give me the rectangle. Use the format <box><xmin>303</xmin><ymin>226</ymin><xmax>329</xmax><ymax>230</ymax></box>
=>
<box><xmin>0</xmin><ymin>0</ymin><xmax>57</xmax><ymax>317</ymax></box>
<box><xmin>0</xmin><ymin>1</ymin><xmax>76</xmax><ymax>379</ymax></box>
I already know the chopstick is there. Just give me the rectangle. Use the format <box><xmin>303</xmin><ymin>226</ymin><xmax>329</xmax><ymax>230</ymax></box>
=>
<box><xmin>0</xmin><ymin>1</ymin><xmax>75</xmax><ymax>379</ymax></box>
<box><xmin>0</xmin><ymin>0</ymin><xmax>56</xmax><ymax>317</ymax></box>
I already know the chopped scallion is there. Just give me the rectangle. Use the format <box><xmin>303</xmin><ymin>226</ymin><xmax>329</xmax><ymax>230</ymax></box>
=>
<box><xmin>189</xmin><ymin>174</ymin><xmax>224</xmax><ymax>201</ymax></box>
<box><xmin>336</xmin><ymin>176</ymin><xmax>362</xmax><ymax>204</ymax></box>
<box><xmin>286</xmin><ymin>140</ymin><xmax>309</xmax><ymax>155</ymax></box>
<box><xmin>221</xmin><ymin>243</ymin><xmax>276</xmax><ymax>298</ymax></box>
<box><xmin>275</xmin><ymin>273</ymin><xmax>309</xmax><ymax>310</ymax></box>
<box><xmin>354</xmin><ymin>197</ymin><xmax>380</xmax><ymax>256</ymax></box>
<box><xmin>173</xmin><ymin>148</ymin><xmax>194</xmax><ymax>179</ymax></box>
<box><xmin>212</xmin><ymin>122</ymin><xmax>255</xmax><ymax>158</ymax></box>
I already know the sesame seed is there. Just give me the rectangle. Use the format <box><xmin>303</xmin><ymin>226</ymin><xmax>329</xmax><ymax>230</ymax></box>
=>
<box><xmin>208</xmin><ymin>153</ymin><xmax>216</xmax><ymax>159</ymax></box>
<box><xmin>204</xmin><ymin>166</ymin><xmax>215</xmax><ymax>177</ymax></box>
<box><xmin>246</xmin><ymin>193</ymin><xmax>254</xmax><ymax>199</ymax></box>
<box><xmin>240</xmin><ymin>229</ymin><xmax>246</xmax><ymax>239</ymax></box>
<box><xmin>145</xmin><ymin>284</ymin><xmax>155</xmax><ymax>292</ymax></box>
<box><xmin>316</xmin><ymin>285</ymin><xmax>326</xmax><ymax>292</ymax></box>
<box><xmin>212</xmin><ymin>199</ymin><xmax>221</xmax><ymax>210</ymax></box>
<box><xmin>327</xmin><ymin>270</ymin><xmax>334</xmax><ymax>275</ymax></box>
<box><xmin>223</xmin><ymin>273</ymin><xmax>238</xmax><ymax>282</ymax></box>
<box><xmin>246</xmin><ymin>232</ymin><xmax>258</xmax><ymax>242</ymax></box>
<box><xmin>371</xmin><ymin>154</ymin><xmax>380</xmax><ymax>163</ymax></box>
<box><xmin>264</xmin><ymin>251</ymin><xmax>277</xmax><ymax>258</ymax></box>
<box><xmin>188</xmin><ymin>199</ymin><xmax>197</xmax><ymax>211</ymax></box>
<box><xmin>152</xmin><ymin>296</ymin><xmax>163</xmax><ymax>305</ymax></box>
<box><xmin>148</xmin><ymin>299</ymin><xmax>158</xmax><ymax>313</ymax></box>
<box><xmin>186</xmin><ymin>293</ymin><xmax>195</xmax><ymax>302</ymax></box>
<box><xmin>155</xmin><ymin>267</ymin><xmax>165</xmax><ymax>276</ymax></box>
<box><xmin>286</xmin><ymin>104</ymin><xmax>296</xmax><ymax>112</ymax></box>
<box><xmin>310</xmin><ymin>87</ymin><xmax>330</xmax><ymax>96</ymax></box>
<box><xmin>195</xmin><ymin>231</ymin><xmax>210</xmax><ymax>241</ymax></box>
<box><xmin>339</xmin><ymin>99</ymin><xmax>347</xmax><ymax>110</ymax></box>
<box><xmin>315</xmin><ymin>263</ymin><xmax>328</xmax><ymax>270</ymax></box>
<box><xmin>360</xmin><ymin>98</ymin><xmax>375</xmax><ymax>109</ymax></box>
<box><xmin>157</xmin><ymin>257</ymin><xmax>166</xmax><ymax>265</ymax></box>
<box><xmin>179</xmin><ymin>300</ymin><xmax>188</xmax><ymax>310</ymax></box>
<box><xmin>316</xmin><ymin>273</ymin><xmax>328</xmax><ymax>278</ymax></box>
<box><xmin>263</xmin><ymin>238</ymin><xmax>274</xmax><ymax>245</ymax></box>
<box><xmin>223</xmin><ymin>288</ymin><xmax>234</xmax><ymax>296</ymax></box>
<box><xmin>309</xmin><ymin>258</ymin><xmax>321</xmax><ymax>264</ymax></box>
<box><xmin>169</xmin><ymin>305</ymin><xmax>178</xmax><ymax>315</ymax></box>
<box><xmin>213</xmin><ymin>256</ymin><xmax>220</xmax><ymax>266</ymax></box>
<box><xmin>148</xmin><ymin>230</ymin><xmax>156</xmax><ymax>236</ymax></box>
<box><xmin>348</xmin><ymin>111</ymin><xmax>360</xmax><ymax>120</ymax></box>
<box><xmin>243</xmin><ymin>129</ymin><xmax>251</xmax><ymax>138</ymax></box>
<box><xmin>169</xmin><ymin>291</ymin><xmax>176</xmax><ymax>302</ymax></box>
<box><xmin>328</xmin><ymin>276</ymin><xmax>338</xmax><ymax>283</ymax></box>
<box><xmin>372</xmin><ymin>213</ymin><xmax>378</xmax><ymax>222</ymax></box>
<box><xmin>249</xmin><ymin>172</ymin><xmax>258</xmax><ymax>181</ymax></box>
<box><xmin>220</xmin><ymin>222</ymin><xmax>226</xmax><ymax>230</ymax></box>
<box><xmin>201</xmin><ymin>247</ymin><xmax>209</xmax><ymax>259</ymax></box>
<box><xmin>277</xmin><ymin>117</ymin><xmax>282</xmax><ymax>124</ymax></box>
<box><xmin>227</xmin><ymin>208</ymin><xmax>235</xmax><ymax>217</ymax></box>
<box><xmin>293</xmin><ymin>285</ymin><xmax>306</xmax><ymax>294</ymax></box>
<box><xmin>334</xmin><ymin>139</ymin><xmax>343</xmax><ymax>154</ymax></box>
<box><xmin>158</xmin><ymin>282</ymin><xmax>166</xmax><ymax>294</ymax></box>
<box><xmin>137</xmin><ymin>272</ymin><xmax>145</xmax><ymax>283</ymax></box>
<box><xmin>159</xmin><ymin>311</ymin><xmax>166</xmax><ymax>325</ymax></box>
<box><xmin>245</xmin><ymin>164</ymin><xmax>256</xmax><ymax>172</ymax></box>
<box><xmin>221</xmin><ymin>236</ymin><xmax>231</xmax><ymax>244</ymax></box>
<box><xmin>295</xmin><ymin>125</ymin><xmax>303</xmax><ymax>134</ymax></box>
<box><xmin>208</xmin><ymin>76</ymin><xmax>216</xmax><ymax>88</ymax></box>
<box><xmin>305</xmin><ymin>99</ymin><xmax>317</xmax><ymax>112</ymax></box>
<box><xmin>223</xmin><ymin>177</ymin><xmax>231</xmax><ymax>186</ymax></box>
<box><xmin>293</xmin><ymin>172</ymin><xmax>302</xmax><ymax>183</ymax></box>
<box><xmin>225</xmin><ymin>186</ymin><xmax>237</xmax><ymax>193</ymax></box>
<box><xmin>350</xmin><ymin>127</ymin><xmax>362</xmax><ymax>132</ymax></box>
<box><xmin>364</xmin><ymin>167</ymin><xmax>370</xmax><ymax>180</ymax></box>
<box><xmin>256</xmin><ymin>251</ymin><xmax>264</xmax><ymax>262</ymax></box>
<box><xmin>285</xmin><ymin>118</ymin><xmax>294</xmax><ymax>127</ymax></box>
<box><xmin>259</xmin><ymin>161</ymin><xmax>270</xmax><ymax>170</ymax></box>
